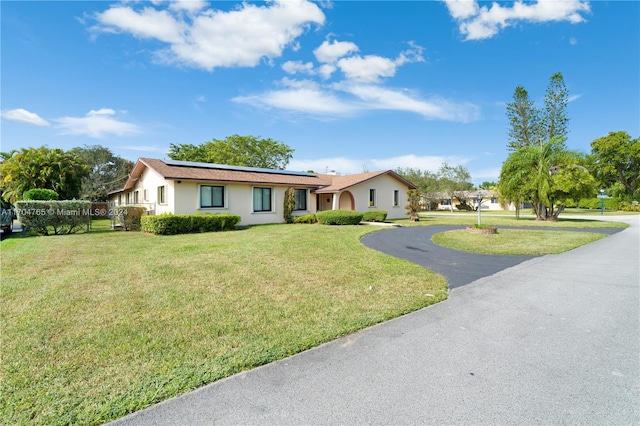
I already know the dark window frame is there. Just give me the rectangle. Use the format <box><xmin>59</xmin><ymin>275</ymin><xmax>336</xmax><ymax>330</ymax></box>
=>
<box><xmin>253</xmin><ymin>187</ymin><xmax>272</xmax><ymax>212</ymax></box>
<box><xmin>293</xmin><ymin>188</ymin><xmax>307</xmax><ymax>211</ymax></box>
<box><xmin>200</xmin><ymin>185</ymin><xmax>225</xmax><ymax>208</ymax></box>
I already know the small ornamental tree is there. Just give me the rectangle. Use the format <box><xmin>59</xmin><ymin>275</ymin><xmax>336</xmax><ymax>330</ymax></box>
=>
<box><xmin>406</xmin><ymin>189</ymin><xmax>421</xmax><ymax>221</ymax></box>
<box><xmin>283</xmin><ymin>187</ymin><xmax>295</xmax><ymax>223</ymax></box>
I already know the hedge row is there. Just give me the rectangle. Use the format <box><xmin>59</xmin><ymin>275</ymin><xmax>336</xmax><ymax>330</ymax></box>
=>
<box><xmin>620</xmin><ymin>201</ymin><xmax>640</xmax><ymax>212</ymax></box>
<box><xmin>22</xmin><ymin>189</ymin><xmax>59</xmax><ymax>201</ymax></box>
<box><xmin>141</xmin><ymin>212</ymin><xmax>241</xmax><ymax>235</ymax></box>
<box><xmin>362</xmin><ymin>210</ymin><xmax>388</xmax><ymax>222</ymax></box>
<box><xmin>292</xmin><ymin>214</ymin><xmax>317</xmax><ymax>224</ymax></box>
<box><xmin>15</xmin><ymin>200</ymin><xmax>91</xmax><ymax>235</ymax></box>
<box><xmin>566</xmin><ymin>198</ymin><xmax>620</xmax><ymax>210</ymax></box>
<box><xmin>316</xmin><ymin>209</ymin><xmax>364</xmax><ymax>225</ymax></box>
<box><xmin>114</xmin><ymin>206</ymin><xmax>147</xmax><ymax>231</ymax></box>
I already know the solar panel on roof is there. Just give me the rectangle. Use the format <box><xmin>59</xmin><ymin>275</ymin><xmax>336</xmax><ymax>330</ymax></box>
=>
<box><xmin>163</xmin><ymin>159</ymin><xmax>317</xmax><ymax>177</ymax></box>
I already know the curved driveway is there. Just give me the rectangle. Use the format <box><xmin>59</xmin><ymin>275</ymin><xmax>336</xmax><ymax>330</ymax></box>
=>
<box><xmin>361</xmin><ymin>225</ymin><xmax>623</xmax><ymax>289</ymax></box>
<box><xmin>111</xmin><ymin>216</ymin><xmax>639</xmax><ymax>425</ymax></box>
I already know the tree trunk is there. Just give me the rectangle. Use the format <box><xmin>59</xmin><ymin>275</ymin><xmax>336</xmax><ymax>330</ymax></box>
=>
<box><xmin>549</xmin><ymin>204</ymin><xmax>565</xmax><ymax>221</ymax></box>
<box><xmin>533</xmin><ymin>201</ymin><xmax>547</xmax><ymax>220</ymax></box>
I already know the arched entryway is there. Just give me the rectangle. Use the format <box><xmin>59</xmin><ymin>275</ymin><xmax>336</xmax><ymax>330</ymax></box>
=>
<box><xmin>338</xmin><ymin>191</ymin><xmax>355</xmax><ymax>210</ymax></box>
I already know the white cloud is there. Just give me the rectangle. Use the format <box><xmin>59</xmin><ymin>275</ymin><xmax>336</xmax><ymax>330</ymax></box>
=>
<box><xmin>55</xmin><ymin>109</ymin><xmax>141</xmax><ymax>138</ymax></box>
<box><xmin>318</xmin><ymin>64</ymin><xmax>336</xmax><ymax>79</ymax></box>
<box><xmin>444</xmin><ymin>0</ymin><xmax>479</xmax><ymax>20</ymax></box>
<box><xmin>568</xmin><ymin>94</ymin><xmax>582</xmax><ymax>102</ymax></box>
<box><xmin>1</xmin><ymin>108</ymin><xmax>50</xmax><ymax>126</ymax></box>
<box><xmin>233</xmin><ymin>78</ymin><xmax>358</xmax><ymax>115</ymax></box>
<box><xmin>336</xmin><ymin>43</ymin><xmax>424</xmax><ymax>83</ymax></box>
<box><xmin>569</xmin><ymin>37</ymin><xmax>578</xmax><ymax>45</ymax></box>
<box><xmin>289</xmin><ymin>154</ymin><xmax>468</xmax><ymax>175</ymax></box>
<box><xmin>337</xmin><ymin>55</ymin><xmax>398</xmax><ymax>83</ymax></box>
<box><xmin>168</xmin><ymin>0</ymin><xmax>208</xmax><ymax>13</ymax></box>
<box><xmin>95</xmin><ymin>6</ymin><xmax>185</xmax><ymax>44</ymax></box>
<box><xmin>235</xmin><ymin>78</ymin><xmax>479</xmax><ymax>122</ymax></box>
<box><xmin>339</xmin><ymin>84</ymin><xmax>480</xmax><ymax>122</ymax></box>
<box><xmin>282</xmin><ymin>60</ymin><xmax>315</xmax><ymax>75</ymax></box>
<box><xmin>92</xmin><ymin>0</ymin><xmax>325</xmax><ymax>71</ymax></box>
<box><xmin>313</xmin><ymin>39</ymin><xmax>359</xmax><ymax>63</ymax></box>
<box><xmin>443</xmin><ymin>0</ymin><xmax>591</xmax><ymax>41</ymax></box>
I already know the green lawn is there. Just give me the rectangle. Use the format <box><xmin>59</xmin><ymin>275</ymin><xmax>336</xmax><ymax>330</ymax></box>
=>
<box><xmin>432</xmin><ymin>229</ymin><xmax>608</xmax><ymax>255</ymax></box>
<box><xmin>1</xmin><ymin>213</ymin><xmax>626</xmax><ymax>425</ymax></box>
<box><xmin>0</xmin><ymin>221</ymin><xmax>447</xmax><ymax>425</ymax></box>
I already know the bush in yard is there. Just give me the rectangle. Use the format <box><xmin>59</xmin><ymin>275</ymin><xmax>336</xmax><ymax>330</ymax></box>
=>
<box><xmin>15</xmin><ymin>200</ymin><xmax>91</xmax><ymax>235</ymax></box>
<box><xmin>293</xmin><ymin>213</ymin><xmax>317</xmax><ymax>224</ymax></box>
<box><xmin>22</xmin><ymin>189</ymin><xmax>59</xmax><ymax>201</ymax></box>
<box><xmin>362</xmin><ymin>210</ymin><xmax>387</xmax><ymax>222</ymax></box>
<box><xmin>620</xmin><ymin>201</ymin><xmax>640</xmax><ymax>212</ymax></box>
<box><xmin>316</xmin><ymin>210</ymin><xmax>363</xmax><ymax>225</ymax></box>
<box><xmin>141</xmin><ymin>212</ymin><xmax>241</xmax><ymax>235</ymax></box>
<box><xmin>406</xmin><ymin>189</ymin><xmax>420</xmax><ymax>221</ymax></box>
<box><xmin>575</xmin><ymin>197</ymin><xmax>620</xmax><ymax>210</ymax></box>
<box><xmin>114</xmin><ymin>206</ymin><xmax>146</xmax><ymax>231</ymax></box>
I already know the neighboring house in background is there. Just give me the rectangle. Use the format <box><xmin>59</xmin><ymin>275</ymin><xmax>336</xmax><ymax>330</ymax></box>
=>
<box><xmin>107</xmin><ymin>158</ymin><xmax>417</xmax><ymax>226</ymax></box>
<box><xmin>427</xmin><ymin>190</ymin><xmax>505</xmax><ymax>211</ymax></box>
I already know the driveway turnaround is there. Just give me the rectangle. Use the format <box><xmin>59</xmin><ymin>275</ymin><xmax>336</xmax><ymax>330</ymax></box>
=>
<box><xmin>110</xmin><ymin>216</ymin><xmax>639</xmax><ymax>425</ymax></box>
<box><xmin>360</xmin><ymin>225</ymin><xmax>623</xmax><ymax>289</ymax></box>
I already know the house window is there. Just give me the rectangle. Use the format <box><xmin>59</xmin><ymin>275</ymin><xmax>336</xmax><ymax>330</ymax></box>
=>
<box><xmin>118</xmin><ymin>194</ymin><xmax>122</xmax><ymax>205</ymax></box>
<box><xmin>134</xmin><ymin>191</ymin><xmax>139</xmax><ymax>204</ymax></box>
<box><xmin>126</xmin><ymin>193</ymin><xmax>131</xmax><ymax>205</ymax></box>
<box><xmin>200</xmin><ymin>185</ymin><xmax>225</xmax><ymax>208</ymax></box>
<box><xmin>253</xmin><ymin>187</ymin><xmax>272</xmax><ymax>212</ymax></box>
<box><xmin>293</xmin><ymin>189</ymin><xmax>307</xmax><ymax>211</ymax></box>
<box><xmin>157</xmin><ymin>186</ymin><xmax>166</xmax><ymax>204</ymax></box>
<box><xmin>393</xmin><ymin>190</ymin><xmax>399</xmax><ymax>207</ymax></box>
<box><xmin>369</xmin><ymin>189</ymin><xmax>376</xmax><ymax>207</ymax></box>
<box><xmin>143</xmin><ymin>189</ymin><xmax>148</xmax><ymax>201</ymax></box>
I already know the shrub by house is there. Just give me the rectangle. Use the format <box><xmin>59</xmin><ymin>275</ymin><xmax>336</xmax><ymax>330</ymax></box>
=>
<box><xmin>316</xmin><ymin>210</ymin><xmax>364</xmax><ymax>225</ymax></box>
<box><xmin>141</xmin><ymin>213</ymin><xmax>241</xmax><ymax>235</ymax></box>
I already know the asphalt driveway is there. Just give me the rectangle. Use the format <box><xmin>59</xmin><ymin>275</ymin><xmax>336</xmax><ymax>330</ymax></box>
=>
<box><xmin>110</xmin><ymin>216</ymin><xmax>639</xmax><ymax>425</ymax></box>
<box><xmin>360</xmin><ymin>225</ymin><xmax>624</xmax><ymax>289</ymax></box>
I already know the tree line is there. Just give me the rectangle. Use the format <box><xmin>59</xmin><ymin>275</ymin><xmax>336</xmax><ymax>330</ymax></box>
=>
<box><xmin>2</xmin><ymin>102</ymin><xmax>636</xmax><ymax>215</ymax></box>
<box><xmin>394</xmin><ymin>163</ymin><xmax>479</xmax><ymax>212</ymax></box>
<box><xmin>396</xmin><ymin>73</ymin><xmax>638</xmax><ymax>219</ymax></box>
<box><xmin>499</xmin><ymin>72</ymin><xmax>638</xmax><ymax>220</ymax></box>
<box><xmin>0</xmin><ymin>146</ymin><xmax>133</xmax><ymax>203</ymax></box>
<box><xmin>0</xmin><ymin>135</ymin><xmax>294</xmax><ymax>203</ymax></box>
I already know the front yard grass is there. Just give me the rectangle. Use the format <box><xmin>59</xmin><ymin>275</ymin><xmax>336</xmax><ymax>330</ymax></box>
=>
<box><xmin>432</xmin><ymin>229</ymin><xmax>608</xmax><ymax>255</ymax></box>
<box><xmin>0</xmin><ymin>221</ymin><xmax>447</xmax><ymax>425</ymax></box>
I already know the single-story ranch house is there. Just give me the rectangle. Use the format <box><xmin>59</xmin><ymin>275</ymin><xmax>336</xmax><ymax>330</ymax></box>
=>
<box><xmin>108</xmin><ymin>158</ymin><xmax>417</xmax><ymax>226</ymax></box>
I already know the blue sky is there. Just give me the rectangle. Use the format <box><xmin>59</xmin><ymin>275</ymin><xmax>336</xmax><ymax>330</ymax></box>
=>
<box><xmin>2</xmin><ymin>0</ymin><xmax>638</xmax><ymax>184</ymax></box>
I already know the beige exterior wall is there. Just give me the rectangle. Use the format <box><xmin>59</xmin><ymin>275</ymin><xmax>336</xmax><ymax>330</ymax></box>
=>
<box><xmin>348</xmin><ymin>174</ymin><xmax>409</xmax><ymax>219</ymax></box>
<box><xmin>155</xmin><ymin>181</ymin><xmax>317</xmax><ymax>226</ymax></box>
<box><xmin>109</xmin><ymin>167</ymin><xmax>170</xmax><ymax>214</ymax></box>
<box><xmin>108</xmin><ymin>165</ymin><xmax>410</xmax><ymax>225</ymax></box>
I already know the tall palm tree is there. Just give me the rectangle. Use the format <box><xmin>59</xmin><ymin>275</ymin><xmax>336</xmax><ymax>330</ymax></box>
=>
<box><xmin>499</xmin><ymin>137</ymin><xmax>579</xmax><ymax>220</ymax></box>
